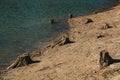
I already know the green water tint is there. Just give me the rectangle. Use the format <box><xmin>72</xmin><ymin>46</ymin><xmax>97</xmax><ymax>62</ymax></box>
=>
<box><xmin>0</xmin><ymin>0</ymin><xmax>118</xmax><ymax>64</ymax></box>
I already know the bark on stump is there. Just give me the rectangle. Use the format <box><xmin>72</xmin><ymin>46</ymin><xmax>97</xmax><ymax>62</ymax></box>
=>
<box><xmin>7</xmin><ymin>53</ymin><xmax>34</xmax><ymax>70</ymax></box>
<box><xmin>99</xmin><ymin>50</ymin><xmax>113</xmax><ymax>69</ymax></box>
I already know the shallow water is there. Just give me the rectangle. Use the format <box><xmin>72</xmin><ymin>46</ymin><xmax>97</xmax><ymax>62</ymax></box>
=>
<box><xmin>0</xmin><ymin>0</ymin><xmax>118</xmax><ymax>64</ymax></box>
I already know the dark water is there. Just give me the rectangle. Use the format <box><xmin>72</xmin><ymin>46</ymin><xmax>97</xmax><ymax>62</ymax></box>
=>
<box><xmin>0</xmin><ymin>0</ymin><xmax>118</xmax><ymax>64</ymax></box>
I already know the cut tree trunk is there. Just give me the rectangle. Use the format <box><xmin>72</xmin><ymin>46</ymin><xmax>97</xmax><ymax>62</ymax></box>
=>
<box><xmin>46</xmin><ymin>36</ymin><xmax>73</xmax><ymax>48</ymax></box>
<box><xmin>7</xmin><ymin>53</ymin><xmax>34</xmax><ymax>70</ymax></box>
<box><xmin>99</xmin><ymin>50</ymin><xmax>113</xmax><ymax>69</ymax></box>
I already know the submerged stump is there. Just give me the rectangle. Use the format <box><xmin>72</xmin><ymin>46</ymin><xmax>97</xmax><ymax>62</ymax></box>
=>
<box><xmin>49</xmin><ymin>18</ymin><xmax>54</xmax><ymax>24</ymax></box>
<box><xmin>68</xmin><ymin>14</ymin><xmax>73</xmax><ymax>18</ymax></box>
<box><xmin>7</xmin><ymin>53</ymin><xmax>34</xmax><ymax>70</ymax></box>
<box><xmin>99</xmin><ymin>50</ymin><xmax>113</xmax><ymax>69</ymax></box>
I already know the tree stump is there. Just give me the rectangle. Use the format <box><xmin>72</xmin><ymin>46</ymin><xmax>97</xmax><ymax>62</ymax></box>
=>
<box><xmin>49</xmin><ymin>18</ymin><xmax>54</xmax><ymax>24</ymax></box>
<box><xmin>57</xmin><ymin>36</ymin><xmax>72</xmax><ymax>46</ymax></box>
<box><xmin>101</xmin><ymin>23</ymin><xmax>112</xmax><ymax>30</ymax></box>
<box><xmin>99</xmin><ymin>50</ymin><xmax>113</xmax><ymax>69</ymax></box>
<box><xmin>85</xmin><ymin>18</ymin><xmax>93</xmax><ymax>24</ymax></box>
<box><xmin>47</xmin><ymin>36</ymin><xmax>73</xmax><ymax>48</ymax></box>
<box><xmin>7</xmin><ymin>53</ymin><xmax>34</xmax><ymax>70</ymax></box>
<box><xmin>68</xmin><ymin>14</ymin><xmax>73</xmax><ymax>18</ymax></box>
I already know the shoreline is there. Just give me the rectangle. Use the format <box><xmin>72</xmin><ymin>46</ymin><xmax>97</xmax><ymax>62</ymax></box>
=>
<box><xmin>2</xmin><ymin>2</ymin><xmax>120</xmax><ymax>80</ymax></box>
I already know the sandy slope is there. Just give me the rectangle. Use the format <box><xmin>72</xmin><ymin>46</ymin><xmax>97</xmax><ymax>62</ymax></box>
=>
<box><xmin>3</xmin><ymin>6</ymin><xmax>120</xmax><ymax>80</ymax></box>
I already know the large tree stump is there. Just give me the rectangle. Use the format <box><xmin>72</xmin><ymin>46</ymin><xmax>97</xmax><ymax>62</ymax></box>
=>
<box><xmin>7</xmin><ymin>53</ymin><xmax>34</xmax><ymax>70</ymax></box>
<box><xmin>99</xmin><ymin>50</ymin><xmax>113</xmax><ymax>69</ymax></box>
<box><xmin>46</xmin><ymin>36</ymin><xmax>73</xmax><ymax>48</ymax></box>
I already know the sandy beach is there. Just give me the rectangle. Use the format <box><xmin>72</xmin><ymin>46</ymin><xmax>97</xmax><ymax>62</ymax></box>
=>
<box><xmin>2</xmin><ymin>3</ymin><xmax>120</xmax><ymax>80</ymax></box>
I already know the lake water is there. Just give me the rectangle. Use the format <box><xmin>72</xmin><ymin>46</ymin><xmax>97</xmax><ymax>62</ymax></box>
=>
<box><xmin>0</xmin><ymin>0</ymin><xmax>118</xmax><ymax>64</ymax></box>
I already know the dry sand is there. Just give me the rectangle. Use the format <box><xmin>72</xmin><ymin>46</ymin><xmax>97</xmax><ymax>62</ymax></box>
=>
<box><xmin>2</xmin><ymin>5</ymin><xmax>120</xmax><ymax>80</ymax></box>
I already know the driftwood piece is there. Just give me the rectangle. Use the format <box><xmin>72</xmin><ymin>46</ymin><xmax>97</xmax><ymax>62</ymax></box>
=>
<box><xmin>7</xmin><ymin>53</ymin><xmax>34</xmax><ymax>70</ymax></box>
<box><xmin>99</xmin><ymin>50</ymin><xmax>113</xmax><ymax>69</ymax></box>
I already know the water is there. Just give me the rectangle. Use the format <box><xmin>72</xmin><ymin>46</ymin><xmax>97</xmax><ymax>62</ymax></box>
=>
<box><xmin>0</xmin><ymin>0</ymin><xmax>118</xmax><ymax>64</ymax></box>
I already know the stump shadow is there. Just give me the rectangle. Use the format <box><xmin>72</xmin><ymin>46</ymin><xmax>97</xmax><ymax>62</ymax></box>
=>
<box><xmin>32</xmin><ymin>60</ymin><xmax>40</xmax><ymax>63</ymax></box>
<box><xmin>106</xmin><ymin>53</ymin><xmax>120</xmax><ymax>66</ymax></box>
<box><xmin>112</xmin><ymin>59</ymin><xmax>120</xmax><ymax>64</ymax></box>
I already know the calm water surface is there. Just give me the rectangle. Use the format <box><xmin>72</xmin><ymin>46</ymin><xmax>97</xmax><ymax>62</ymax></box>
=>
<box><xmin>0</xmin><ymin>0</ymin><xmax>118</xmax><ymax>64</ymax></box>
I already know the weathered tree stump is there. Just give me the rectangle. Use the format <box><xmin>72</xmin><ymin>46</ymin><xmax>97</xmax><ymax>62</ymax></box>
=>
<box><xmin>99</xmin><ymin>50</ymin><xmax>113</xmax><ymax>69</ymax></box>
<box><xmin>85</xmin><ymin>18</ymin><xmax>93</xmax><ymax>24</ymax></box>
<box><xmin>7</xmin><ymin>53</ymin><xmax>34</xmax><ymax>70</ymax></box>
<box><xmin>47</xmin><ymin>36</ymin><xmax>73</xmax><ymax>48</ymax></box>
<box><xmin>49</xmin><ymin>18</ymin><xmax>54</xmax><ymax>24</ymax></box>
<box><xmin>68</xmin><ymin>14</ymin><xmax>73</xmax><ymax>18</ymax></box>
<box><xmin>101</xmin><ymin>23</ymin><xmax>112</xmax><ymax>30</ymax></box>
<box><xmin>92</xmin><ymin>11</ymin><xmax>97</xmax><ymax>14</ymax></box>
